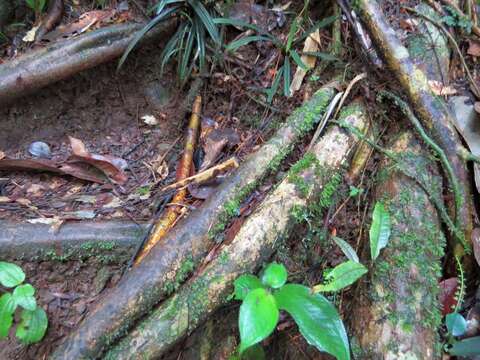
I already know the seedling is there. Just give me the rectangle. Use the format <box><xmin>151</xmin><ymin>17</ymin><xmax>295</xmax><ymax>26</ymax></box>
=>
<box><xmin>25</xmin><ymin>0</ymin><xmax>47</xmax><ymax>16</ymax></box>
<box><xmin>0</xmin><ymin>261</ymin><xmax>48</xmax><ymax>344</ymax></box>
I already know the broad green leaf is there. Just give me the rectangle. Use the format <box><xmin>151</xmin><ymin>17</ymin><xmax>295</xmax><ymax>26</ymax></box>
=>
<box><xmin>274</xmin><ymin>284</ymin><xmax>350</xmax><ymax>360</ymax></box>
<box><xmin>332</xmin><ymin>237</ymin><xmax>360</xmax><ymax>263</ymax></box>
<box><xmin>313</xmin><ymin>261</ymin><xmax>367</xmax><ymax>292</ymax></box>
<box><xmin>0</xmin><ymin>261</ymin><xmax>25</xmax><ymax>288</ymax></box>
<box><xmin>290</xmin><ymin>50</ymin><xmax>309</xmax><ymax>71</ymax></box>
<box><xmin>449</xmin><ymin>336</ymin><xmax>480</xmax><ymax>356</ymax></box>
<box><xmin>0</xmin><ymin>293</ymin><xmax>16</xmax><ymax>338</ymax></box>
<box><xmin>261</xmin><ymin>263</ymin><xmax>288</xmax><ymax>289</ymax></box>
<box><xmin>188</xmin><ymin>0</ymin><xmax>220</xmax><ymax>45</ymax></box>
<box><xmin>283</xmin><ymin>57</ymin><xmax>291</xmax><ymax>97</ymax></box>
<box><xmin>239</xmin><ymin>288</ymin><xmax>278</xmax><ymax>354</ymax></box>
<box><xmin>446</xmin><ymin>312</ymin><xmax>467</xmax><ymax>337</ymax></box>
<box><xmin>118</xmin><ymin>6</ymin><xmax>179</xmax><ymax>70</ymax></box>
<box><xmin>369</xmin><ymin>202</ymin><xmax>391</xmax><ymax>261</ymax></box>
<box><xmin>16</xmin><ymin>307</ymin><xmax>48</xmax><ymax>344</ymax></box>
<box><xmin>226</xmin><ymin>36</ymin><xmax>272</xmax><ymax>52</ymax></box>
<box><xmin>13</xmin><ymin>284</ymin><xmax>37</xmax><ymax>311</ymax></box>
<box><xmin>234</xmin><ymin>275</ymin><xmax>264</xmax><ymax>300</ymax></box>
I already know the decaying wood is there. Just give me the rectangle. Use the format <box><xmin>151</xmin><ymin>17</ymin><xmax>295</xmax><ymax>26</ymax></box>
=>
<box><xmin>357</xmin><ymin>0</ymin><xmax>472</xmax><ymax>254</ymax></box>
<box><xmin>160</xmin><ymin>157</ymin><xmax>239</xmax><ymax>194</ymax></box>
<box><xmin>50</xmin><ymin>82</ymin><xmax>338</xmax><ymax>360</ymax></box>
<box><xmin>351</xmin><ymin>132</ymin><xmax>444</xmax><ymax>359</ymax></box>
<box><xmin>134</xmin><ymin>96</ymin><xmax>201</xmax><ymax>265</ymax></box>
<box><xmin>0</xmin><ymin>20</ymin><xmax>175</xmax><ymax>104</ymax></box>
<box><xmin>35</xmin><ymin>0</ymin><xmax>64</xmax><ymax>42</ymax></box>
<box><xmin>0</xmin><ymin>220</ymin><xmax>147</xmax><ymax>262</ymax></box>
<box><xmin>103</xmin><ymin>101</ymin><xmax>367</xmax><ymax>360</ymax></box>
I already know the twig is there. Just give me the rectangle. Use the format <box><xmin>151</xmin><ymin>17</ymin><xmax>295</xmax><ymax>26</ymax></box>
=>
<box><xmin>159</xmin><ymin>157</ymin><xmax>239</xmax><ymax>194</ymax></box>
<box><xmin>404</xmin><ymin>6</ymin><xmax>480</xmax><ymax>98</ymax></box>
<box><xmin>333</xmin><ymin>72</ymin><xmax>367</xmax><ymax>118</ymax></box>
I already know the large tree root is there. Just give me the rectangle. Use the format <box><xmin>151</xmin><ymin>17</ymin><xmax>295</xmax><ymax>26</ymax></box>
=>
<box><xmin>0</xmin><ymin>220</ymin><xmax>147</xmax><ymax>262</ymax></box>
<box><xmin>351</xmin><ymin>132</ymin><xmax>444</xmax><ymax>359</ymax></box>
<box><xmin>50</xmin><ymin>82</ymin><xmax>338</xmax><ymax>360</ymax></box>
<box><xmin>0</xmin><ymin>20</ymin><xmax>175</xmax><ymax>104</ymax></box>
<box><xmin>102</xmin><ymin>101</ymin><xmax>367</xmax><ymax>360</ymax></box>
<box><xmin>356</xmin><ymin>0</ymin><xmax>473</xmax><ymax>254</ymax></box>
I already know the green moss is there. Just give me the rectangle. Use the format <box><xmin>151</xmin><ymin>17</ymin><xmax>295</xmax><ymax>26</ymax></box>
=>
<box><xmin>288</xmin><ymin>153</ymin><xmax>319</xmax><ymax>197</ymax></box>
<box><xmin>163</xmin><ymin>256</ymin><xmax>195</xmax><ymax>295</ymax></box>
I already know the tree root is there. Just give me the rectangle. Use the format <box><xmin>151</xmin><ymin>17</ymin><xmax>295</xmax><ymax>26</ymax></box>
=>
<box><xmin>356</xmin><ymin>0</ymin><xmax>473</xmax><ymax>255</ymax></box>
<box><xmin>351</xmin><ymin>132</ymin><xmax>444</xmax><ymax>359</ymax></box>
<box><xmin>0</xmin><ymin>20</ymin><xmax>175</xmax><ymax>104</ymax></box>
<box><xmin>49</xmin><ymin>82</ymin><xmax>339</xmax><ymax>360</ymax></box>
<box><xmin>103</xmin><ymin>101</ymin><xmax>367</xmax><ymax>360</ymax></box>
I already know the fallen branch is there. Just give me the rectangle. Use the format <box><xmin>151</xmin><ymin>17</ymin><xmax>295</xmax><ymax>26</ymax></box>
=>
<box><xmin>103</xmin><ymin>101</ymin><xmax>367</xmax><ymax>360</ymax></box>
<box><xmin>50</xmin><ymin>81</ymin><xmax>339</xmax><ymax>360</ymax></box>
<box><xmin>357</xmin><ymin>0</ymin><xmax>473</xmax><ymax>254</ymax></box>
<box><xmin>351</xmin><ymin>132</ymin><xmax>444</xmax><ymax>359</ymax></box>
<box><xmin>159</xmin><ymin>157</ymin><xmax>239</xmax><ymax>194</ymax></box>
<box><xmin>0</xmin><ymin>20</ymin><xmax>175</xmax><ymax>104</ymax></box>
<box><xmin>134</xmin><ymin>96</ymin><xmax>201</xmax><ymax>264</ymax></box>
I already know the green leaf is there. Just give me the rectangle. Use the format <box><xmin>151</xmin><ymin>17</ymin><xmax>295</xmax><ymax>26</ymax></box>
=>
<box><xmin>16</xmin><ymin>307</ymin><xmax>48</xmax><ymax>344</ymax></box>
<box><xmin>267</xmin><ymin>66</ymin><xmax>283</xmax><ymax>103</ymax></box>
<box><xmin>213</xmin><ymin>18</ymin><xmax>277</xmax><ymax>41</ymax></box>
<box><xmin>286</xmin><ymin>18</ymin><xmax>298</xmax><ymax>53</ymax></box>
<box><xmin>446</xmin><ymin>312</ymin><xmax>467</xmax><ymax>337</ymax></box>
<box><xmin>13</xmin><ymin>284</ymin><xmax>37</xmax><ymax>311</ymax></box>
<box><xmin>449</xmin><ymin>336</ymin><xmax>480</xmax><ymax>356</ymax></box>
<box><xmin>188</xmin><ymin>0</ymin><xmax>220</xmax><ymax>45</ymax></box>
<box><xmin>118</xmin><ymin>6</ymin><xmax>179</xmax><ymax>70</ymax></box>
<box><xmin>226</xmin><ymin>35</ymin><xmax>272</xmax><ymax>52</ymax></box>
<box><xmin>290</xmin><ymin>50</ymin><xmax>309</xmax><ymax>71</ymax></box>
<box><xmin>283</xmin><ymin>57</ymin><xmax>291</xmax><ymax>97</ymax></box>
<box><xmin>0</xmin><ymin>293</ymin><xmax>16</xmax><ymax>338</ymax></box>
<box><xmin>193</xmin><ymin>16</ymin><xmax>206</xmax><ymax>72</ymax></box>
<box><xmin>160</xmin><ymin>22</ymin><xmax>188</xmax><ymax>75</ymax></box>
<box><xmin>239</xmin><ymin>288</ymin><xmax>279</xmax><ymax>354</ymax></box>
<box><xmin>261</xmin><ymin>263</ymin><xmax>288</xmax><ymax>289</ymax></box>
<box><xmin>332</xmin><ymin>237</ymin><xmax>360</xmax><ymax>263</ymax></box>
<box><xmin>274</xmin><ymin>284</ymin><xmax>350</xmax><ymax>360</ymax></box>
<box><xmin>0</xmin><ymin>261</ymin><xmax>25</xmax><ymax>288</ymax></box>
<box><xmin>369</xmin><ymin>202</ymin><xmax>391</xmax><ymax>261</ymax></box>
<box><xmin>294</xmin><ymin>16</ymin><xmax>338</xmax><ymax>45</ymax></box>
<box><xmin>179</xmin><ymin>23</ymin><xmax>195</xmax><ymax>84</ymax></box>
<box><xmin>234</xmin><ymin>275</ymin><xmax>264</xmax><ymax>300</ymax></box>
<box><xmin>313</xmin><ymin>261</ymin><xmax>367</xmax><ymax>292</ymax></box>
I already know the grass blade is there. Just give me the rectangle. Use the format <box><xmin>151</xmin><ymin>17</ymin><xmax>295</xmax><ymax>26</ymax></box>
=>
<box><xmin>214</xmin><ymin>18</ymin><xmax>279</xmax><ymax>44</ymax></box>
<box><xmin>160</xmin><ymin>22</ymin><xmax>187</xmax><ymax>74</ymax></box>
<box><xmin>179</xmin><ymin>23</ymin><xmax>195</xmax><ymax>84</ymax></box>
<box><xmin>283</xmin><ymin>57</ymin><xmax>291</xmax><ymax>97</ymax></box>
<box><xmin>302</xmin><ymin>51</ymin><xmax>342</xmax><ymax>62</ymax></box>
<box><xmin>267</xmin><ymin>66</ymin><xmax>283</xmax><ymax>103</ymax></box>
<box><xmin>286</xmin><ymin>18</ymin><xmax>298</xmax><ymax>53</ymax></box>
<box><xmin>295</xmin><ymin>15</ymin><xmax>338</xmax><ymax>45</ymax></box>
<box><xmin>188</xmin><ymin>0</ymin><xmax>220</xmax><ymax>45</ymax></box>
<box><xmin>290</xmin><ymin>50</ymin><xmax>309</xmax><ymax>70</ymax></box>
<box><xmin>226</xmin><ymin>35</ymin><xmax>272</xmax><ymax>52</ymax></box>
<box><xmin>118</xmin><ymin>6</ymin><xmax>178</xmax><ymax>71</ymax></box>
<box><xmin>193</xmin><ymin>17</ymin><xmax>206</xmax><ymax>72</ymax></box>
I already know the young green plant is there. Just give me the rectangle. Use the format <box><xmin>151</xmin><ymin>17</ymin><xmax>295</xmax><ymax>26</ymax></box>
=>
<box><xmin>0</xmin><ymin>261</ymin><xmax>48</xmax><ymax>344</ymax></box>
<box><xmin>118</xmin><ymin>0</ymin><xmax>221</xmax><ymax>85</ymax></box>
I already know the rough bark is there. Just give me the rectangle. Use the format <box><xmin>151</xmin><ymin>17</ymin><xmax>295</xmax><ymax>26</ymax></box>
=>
<box><xmin>356</xmin><ymin>0</ymin><xmax>472</xmax><ymax>253</ymax></box>
<box><xmin>0</xmin><ymin>20</ymin><xmax>175</xmax><ymax>104</ymax></box>
<box><xmin>50</xmin><ymin>82</ymin><xmax>338</xmax><ymax>360</ymax></box>
<box><xmin>0</xmin><ymin>220</ymin><xmax>147</xmax><ymax>262</ymax></box>
<box><xmin>103</xmin><ymin>101</ymin><xmax>367</xmax><ymax>360</ymax></box>
<box><xmin>351</xmin><ymin>132</ymin><xmax>444</xmax><ymax>359</ymax></box>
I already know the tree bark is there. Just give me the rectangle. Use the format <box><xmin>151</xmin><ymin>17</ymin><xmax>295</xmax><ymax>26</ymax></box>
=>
<box><xmin>351</xmin><ymin>132</ymin><xmax>445</xmax><ymax>359</ymax></box>
<box><xmin>50</xmin><ymin>82</ymin><xmax>338</xmax><ymax>360</ymax></box>
<box><xmin>0</xmin><ymin>20</ymin><xmax>175</xmax><ymax>104</ymax></box>
<box><xmin>356</xmin><ymin>0</ymin><xmax>472</xmax><ymax>254</ymax></box>
<box><xmin>103</xmin><ymin>100</ymin><xmax>367</xmax><ymax>360</ymax></box>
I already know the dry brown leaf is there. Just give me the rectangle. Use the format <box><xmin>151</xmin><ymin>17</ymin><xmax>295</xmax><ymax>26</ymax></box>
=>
<box><xmin>155</xmin><ymin>161</ymin><xmax>169</xmax><ymax>181</ymax></box>
<box><xmin>428</xmin><ymin>80</ymin><xmax>457</xmax><ymax>96</ymax></box>
<box><xmin>468</xmin><ymin>39</ymin><xmax>480</xmax><ymax>57</ymax></box>
<box><xmin>0</xmin><ymin>196</ymin><xmax>11</xmax><ymax>203</ymax></box>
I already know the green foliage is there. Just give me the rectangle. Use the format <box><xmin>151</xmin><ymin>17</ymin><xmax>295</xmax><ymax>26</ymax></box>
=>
<box><xmin>119</xmin><ymin>0</ymin><xmax>221</xmax><ymax>85</ymax></box>
<box><xmin>442</xmin><ymin>6</ymin><xmax>472</xmax><ymax>33</ymax></box>
<box><xmin>261</xmin><ymin>262</ymin><xmax>287</xmax><ymax>289</ymax></box>
<box><xmin>313</xmin><ymin>261</ymin><xmax>367</xmax><ymax>292</ymax></box>
<box><xmin>369</xmin><ymin>202</ymin><xmax>391</xmax><ymax>260</ymax></box>
<box><xmin>0</xmin><ymin>262</ymin><xmax>47</xmax><ymax>344</ymax></box>
<box><xmin>332</xmin><ymin>237</ymin><xmax>359</xmax><ymax>263</ymax></box>
<box><xmin>25</xmin><ymin>0</ymin><xmax>46</xmax><ymax>14</ymax></box>
<box><xmin>217</xmin><ymin>14</ymin><xmax>339</xmax><ymax>102</ymax></box>
<box><xmin>446</xmin><ymin>312</ymin><xmax>467</xmax><ymax>337</ymax></box>
<box><xmin>233</xmin><ymin>262</ymin><xmax>351</xmax><ymax>359</ymax></box>
<box><xmin>448</xmin><ymin>336</ymin><xmax>480</xmax><ymax>356</ymax></box>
